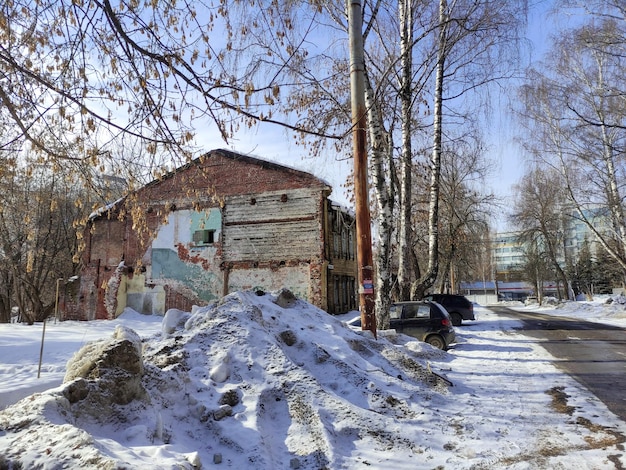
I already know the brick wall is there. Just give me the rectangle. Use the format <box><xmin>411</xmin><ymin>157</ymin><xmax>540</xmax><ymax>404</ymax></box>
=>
<box><xmin>68</xmin><ymin>150</ymin><xmax>338</xmax><ymax>320</ymax></box>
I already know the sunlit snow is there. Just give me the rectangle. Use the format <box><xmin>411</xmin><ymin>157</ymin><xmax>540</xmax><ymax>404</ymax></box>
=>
<box><xmin>1</xmin><ymin>291</ymin><xmax>625</xmax><ymax>469</ymax></box>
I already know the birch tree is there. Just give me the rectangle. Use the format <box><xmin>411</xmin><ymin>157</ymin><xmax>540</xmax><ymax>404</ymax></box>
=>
<box><xmin>409</xmin><ymin>0</ymin><xmax>527</xmax><ymax>299</ymax></box>
<box><xmin>409</xmin><ymin>0</ymin><xmax>447</xmax><ymax>300</ymax></box>
<box><xmin>312</xmin><ymin>1</ymin><xmax>523</xmax><ymax>317</ymax></box>
<box><xmin>518</xmin><ymin>16</ymin><xmax>626</xmax><ymax>281</ymax></box>
<box><xmin>395</xmin><ymin>0</ymin><xmax>415</xmax><ymax>301</ymax></box>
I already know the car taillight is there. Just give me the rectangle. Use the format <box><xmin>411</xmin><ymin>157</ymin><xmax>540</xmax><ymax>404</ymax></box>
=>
<box><xmin>442</xmin><ymin>318</ymin><xmax>451</xmax><ymax>327</ymax></box>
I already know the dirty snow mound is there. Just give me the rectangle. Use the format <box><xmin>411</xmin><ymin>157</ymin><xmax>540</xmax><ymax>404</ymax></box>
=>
<box><xmin>0</xmin><ymin>289</ymin><xmax>450</xmax><ymax>469</ymax></box>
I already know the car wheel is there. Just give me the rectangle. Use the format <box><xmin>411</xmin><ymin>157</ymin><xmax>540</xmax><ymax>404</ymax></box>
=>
<box><xmin>426</xmin><ymin>335</ymin><xmax>446</xmax><ymax>350</ymax></box>
<box><xmin>451</xmin><ymin>312</ymin><xmax>462</xmax><ymax>327</ymax></box>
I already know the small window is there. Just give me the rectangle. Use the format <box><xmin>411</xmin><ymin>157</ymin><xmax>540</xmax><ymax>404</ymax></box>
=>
<box><xmin>417</xmin><ymin>305</ymin><xmax>431</xmax><ymax>318</ymax></box>
<box><xmin>193</xmin><ymin>229</ymin><xmax>215</xmax><ymax>245</ymax></box>
<box><xmin>390</xmin><ymin>305</ymin><xmax>402</xmax><ymax>320</ymax></box>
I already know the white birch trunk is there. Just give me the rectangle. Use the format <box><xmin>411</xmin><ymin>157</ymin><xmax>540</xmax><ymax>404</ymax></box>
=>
<box><xmin>364</xmin><ymin>70</ymin><xmax>395</xmax><ymax>329</ymax></box>
<box><xmin>397</xmin><ymin>0</ymin><xmax>414</xmax><ymax>301</ymax></box>
<box><xmin>411</xmin><ymin>0</ymin><xmax>447</xmax><ymax>299</ymax></box>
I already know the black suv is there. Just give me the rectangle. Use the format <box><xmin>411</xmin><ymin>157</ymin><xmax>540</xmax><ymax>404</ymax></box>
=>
<box><xmin>389</xmin><ymin>301</ymin><xmax>456</xmax><ymax>350</ymax></box>
<box><xmin>424</xmin><ymin>294</ymin><xmax>474</xmax><ymax>326</ymax></box>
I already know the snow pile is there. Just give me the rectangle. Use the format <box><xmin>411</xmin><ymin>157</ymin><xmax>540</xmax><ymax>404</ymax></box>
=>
<box><xmin>0</xmin><ymin>289</ymin><xmax>450</xmax><ymax>469</ymax></box>
<box><xmin>516</xmin><ymin>295</ymin><xmax>626</xmax><ymax>324</ymax></box>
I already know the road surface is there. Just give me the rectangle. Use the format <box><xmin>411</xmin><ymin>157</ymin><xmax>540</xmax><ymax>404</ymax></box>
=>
<box><xmin>487</xmin><ymin>304</ymin><xmax>626</xmax><ymax>422</ymax></box>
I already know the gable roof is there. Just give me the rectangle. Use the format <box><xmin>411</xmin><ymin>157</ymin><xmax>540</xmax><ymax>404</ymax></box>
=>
<box><xmin>211</xmin><ymin>149</ymin><xmax>329</xmax><ymax>183</ymax></box>
<box><xmin>89</xmin><ymin>148</ymin><xmax>331</xmax><ymax>220</ymax></box>
<box><xmin>138</xmin><ymin>148</ymin><xmax>329</xmax><ymax>191</ymax></box>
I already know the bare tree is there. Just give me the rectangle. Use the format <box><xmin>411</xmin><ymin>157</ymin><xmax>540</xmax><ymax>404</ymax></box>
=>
<box><xmin>396</xmin><ymin>0</ymin><xmax>416</xmax><ymax>302</ymax></box>
<box><xmin>518</xmin><ymin>16</ymin><xmax>626</xmax><ymax>279</ymax></box>
<box><xmin>0</xmin><ymin>160</ymin><xmax>84</xmax><ymax>323</ymax></box>
<box><xmin>510</xmin><ymin>167</ymin><xmax>572</xmax><ymax>300</ymax></box>
<box><xmin>520</xmin><ymin>239</ymin><xmax>552</xmax><ymax>305</ymax></box>
<box><xmin>410</xmin><ymin>0</ymin><xmax>527</xmax><ymax>299</ymax></box>
<box><xmin>1</xmin><ymin>0</ymin><xmax>366</xmax><ymax>216</ymax></box>
<box><xmin>436</xmin><ymin>133</ymin><xmax>495</xmax><ymax>293</ymax></box>
<box><xmin>556</xmin><ymin>1</ymin><xmax>626</xmax><ymax>22</ymax></box>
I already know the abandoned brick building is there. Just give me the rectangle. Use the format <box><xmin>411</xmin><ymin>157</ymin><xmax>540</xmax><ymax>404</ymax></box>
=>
<box><xmin>66</xmin><ymin>149</ymin><xmax>358</xmax><ymax>320</ymax></box>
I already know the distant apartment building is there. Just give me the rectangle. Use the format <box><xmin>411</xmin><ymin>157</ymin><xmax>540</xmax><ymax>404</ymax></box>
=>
<box><xmin>492</xmin><ymin>207</ymin><xmax>613</xmax><ymax>282</ymax></box>
<box><xmin>562</xmin><ymin>207</ymin><xmax>612</xmax><ymax>261</ymax></box>
<box><xmin>492</xmin><ymin>232</ymin><xmax>526</xmax><ymax>281</ymax></box>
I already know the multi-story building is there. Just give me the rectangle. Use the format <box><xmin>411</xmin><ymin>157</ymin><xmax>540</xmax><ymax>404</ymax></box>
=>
<box><xmin>490</xmin><ymin>206</ymin><xmax>616</xmax><ymax>295</ymax></box>
<box><xmin>492</xmin><ymin>232</ymin><xmax>526</xmax><ymax>281</ymax></box>
<box><xmin>562</xmin><ymin>207</ymin><xmax>613</xmax><ymax>262</ymax></box>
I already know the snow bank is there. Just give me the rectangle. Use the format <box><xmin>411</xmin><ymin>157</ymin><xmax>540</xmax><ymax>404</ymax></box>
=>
<box><xmin>0</xmin><ymin>289</ymin><xmax>450</xmax><ymax>469</ymax></box>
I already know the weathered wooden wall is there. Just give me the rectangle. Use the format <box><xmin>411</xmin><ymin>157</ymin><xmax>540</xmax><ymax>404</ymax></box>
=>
<box><xmin>223</xmin><ymin>188</ymin><xmax>323</xmax><ymax>262</ymax></box>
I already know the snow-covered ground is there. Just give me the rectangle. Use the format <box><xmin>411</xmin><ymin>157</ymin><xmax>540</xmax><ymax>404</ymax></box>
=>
<box><xmin>1</xmin><ymin>291</ymin><xmax>625</xmax><ymax>469</ymax></box>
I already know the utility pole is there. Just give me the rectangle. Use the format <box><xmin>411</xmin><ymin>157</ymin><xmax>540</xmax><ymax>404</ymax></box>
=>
<box><xmin>348</xmin><ymin>0</ymin><xmax>377</xmax><ymax>338</ymax></box>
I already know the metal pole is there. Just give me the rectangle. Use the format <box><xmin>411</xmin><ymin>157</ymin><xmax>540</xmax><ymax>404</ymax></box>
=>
<box><xmin>37</xmin><ymin>317</ymin><xmax>49</xmax><ymax>379</ymax></box>
<box><xmin>54</xmin><ymin>277</ymin><xmax>62</xmax><ymax>323</ymax></box>
<box><xmin>38</xmin><ymin>278</ymin><xmax>61</xmax><ymax>378</ymax></box>
<box><xmin>348</xmin><ymin>0</ymin><xmax>376</xmax><ymax>337</ymax></box>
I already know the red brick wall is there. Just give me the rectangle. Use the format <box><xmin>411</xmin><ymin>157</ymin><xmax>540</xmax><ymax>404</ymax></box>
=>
<box><xmin>137</xmin><ymin>151</ymin><xmax>328</xmax><ymax>202</ymax></box>
<box><xmin>164</xmin><ymin>285</ymin><xmax>203</xmax><ymax>313</ymax></box>
<box><xmin>69</xmin><ymin>150</ymin><xmax>334</xmax><ymax>320</ymax></box>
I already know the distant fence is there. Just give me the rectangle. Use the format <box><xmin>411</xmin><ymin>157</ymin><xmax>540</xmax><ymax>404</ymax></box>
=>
<box><xmin>465</xmin><ymin>294</ymin><xmax>499</xmax><ymax>305</ymax></box>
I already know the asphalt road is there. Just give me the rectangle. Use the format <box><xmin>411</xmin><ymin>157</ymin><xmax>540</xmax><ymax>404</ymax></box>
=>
<box><xmin>487</xmin><ymin>304</ymin><xmax>626</xmax><ymax>422</ymax></box>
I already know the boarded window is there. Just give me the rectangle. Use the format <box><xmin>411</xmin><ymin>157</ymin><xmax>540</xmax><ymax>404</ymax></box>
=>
<box><xmin>331</xmin><ymin>275</ymin><xmax>356</xmax><ymax>314</ymax></box>
<box><xmin>193</xmin><ymin>229</ymin><xmax>216</xmax><ymax>245</ymax></box>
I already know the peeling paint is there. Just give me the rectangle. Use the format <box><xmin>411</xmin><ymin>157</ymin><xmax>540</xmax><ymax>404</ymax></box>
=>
<box><xmin>70</xmin><ymin>150</ymin><xmax>359</xmax><ymax>319</ymax></box>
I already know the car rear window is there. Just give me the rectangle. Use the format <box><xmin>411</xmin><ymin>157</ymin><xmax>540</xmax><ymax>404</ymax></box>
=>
<box><xmin>390</xmin><ymin>305</ymin><xmax>402</xmax><ymax>319</ymax></box>
<box><xmin>403</xmin><ymin>304</ymin><xmax>430</xmax><ymax>319</ymax></box>
<box><xmin>431</xmin><ymin>303</ymin><xmax>450</xmax><ymax>318</ymax></box>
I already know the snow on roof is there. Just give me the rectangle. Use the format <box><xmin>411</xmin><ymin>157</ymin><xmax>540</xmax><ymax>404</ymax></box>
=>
<box><xmin>88</xmin><ymin>196</ymin><xmax>125</xmax><ymax>220</ymax></box>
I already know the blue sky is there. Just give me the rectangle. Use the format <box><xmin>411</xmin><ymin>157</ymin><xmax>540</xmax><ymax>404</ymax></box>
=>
<box><xmin>195</xmin><ymin>1</ymin><xmax>577</xmax><ymax>232</ymax></box>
